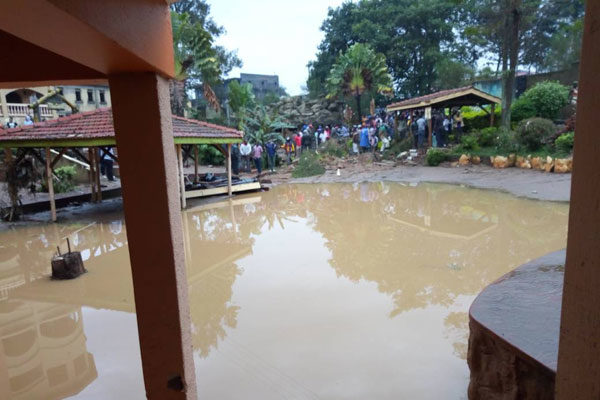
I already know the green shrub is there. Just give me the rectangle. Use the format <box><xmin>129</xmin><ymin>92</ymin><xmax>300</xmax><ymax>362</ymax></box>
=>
<box><xmin>514</xmin><ymin>81</ymin><xmax>570</xmax><ymax>121</ymax></box>
<box><xmin>495</xmin><ymin>129</ymin><xmax>520</xmax><ymax>154</ymax></box>
<box><xmin>322</xmin><ymin>139</ymin><xmax>347</xmax><ymax>158</ymax></box>
<box><xmin>511</xmin><ymin>96</ymin><xmax>537</xmax><ymax>122</ymax></box>
<box><xmin>292</xmin><ymin>151</ymin><xmax>325</xmax><ymax>178</ymax></box>
<box><xmin>462</xmin><ymin>107</ymin><xmax>501</xmax><ymax>132</ymax></box>
<box><xmin>476</xmin><ymin>127</ymin><xmax>498</xmax><ymax>147</ymax></box>
<box><xmin>516</xmin><ymin>118</ymin><xmax>557</xmax><ymax>151</ymax></box>
<box><xmin>53</xmin><ymin>165</ymin><xmax>77</xmax><ymax>193</ymax></box>
<box><xmin>460</xmin><ymin>134</ymin><xmax>480</xmax><ymax>151</ymax></box>
<box><xmin>426</xmin><ymin>148</ymin><xmax>448</xmax><ymax>166</ymax></box>
<box><xmin>388</xmin><ymin>136</ymin><xmax>413</xmax><ymax>154</ymax></box>
<box><xmin>555</xmin><ymin>132</ymin><xmax>575</xmax><ymax>154</ymax></box>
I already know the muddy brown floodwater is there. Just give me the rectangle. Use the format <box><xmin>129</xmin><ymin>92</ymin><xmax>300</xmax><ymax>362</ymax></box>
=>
<box><xmin>0</xmin><ymin>183</ymin><xmax>569</xmax><ymax>399</ymax></box>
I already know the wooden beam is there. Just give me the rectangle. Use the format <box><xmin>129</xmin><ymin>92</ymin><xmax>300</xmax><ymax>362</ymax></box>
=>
<box><xmin>94</xmin><ymin>147</ymin><xmax>102</xmax><ymax>202</ymax></box>
<box><xmin>0</xmin><ymin>138</ymin><xmax>116</xmax><ymax>148</ymax></box>
<box><xmin>184</xmin><ymin>182</ymin><xmax>261</xmax><ymax>199</ymax></box>
<box><xmin>212</xmin><ymin>144</ymin><xmax>227</xmax><ymax>157</ymax></box>
<box><xmin>88</xmin><ymin>147</ymin><xmax>96</xmax><ymax>202</ymax></box>
<box><xmin>174</xmin><ymin>137</ymin><xmax>242</xmax><ymax>145</ymax></box>
<box><xmin>72</xmin><ymin>148</ymin><xmax>91</xmax><ymax>165</ymax></box>
<box><xmin>45</xmin><ymin>147</ymin><xmax>57</xmax><ymax>222</ymax></box>
<box><xmin>490</xmin><ymin>104</ymin><xmax>496</xmax><ymax>127</ymax></box>
<box><xmin>51</xmin><ymin>148</ymin><xmax>68</xmax><ymax>169</ymax></box>
<box><xmin>227</xmin><ymin>144</ymin><xmax>232</xmax><ymax>198</ymax></box>
<box><xmin>100</xmin><ymin>147</ymin><xmax>119</xmax><ymax>163</ymax></box>
<box><xmin>177</xmin><ymin>144</ymin><xmax>186</xmax><ymax>209</ymax></box>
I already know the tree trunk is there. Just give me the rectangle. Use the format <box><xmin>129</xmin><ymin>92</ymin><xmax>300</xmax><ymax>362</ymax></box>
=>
<box><xmin>501</xmin><ymin>1</ymin><xmax>521</xmax><ymax>129</ymax></box>
<box><xmin>169</xmin><ymin>79</ymin><xmax>186</xmax><ymax>117</ymax></box>
<box><xmin>355</xmin><ymin>93</ymin><xmax>362</xmax><ymax>122</ymax></box>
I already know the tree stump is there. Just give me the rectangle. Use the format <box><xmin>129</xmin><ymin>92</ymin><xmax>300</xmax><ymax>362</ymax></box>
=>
<box><xmin>51</xmin><ymin>251</ymin><xmax>86</xmax><ymax>279</ymax></box>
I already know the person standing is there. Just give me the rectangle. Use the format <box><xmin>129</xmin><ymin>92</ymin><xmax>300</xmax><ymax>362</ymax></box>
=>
<box><xmin>100</xmin><ymin>148</ymin><xmax>115</xmax><ymax>181</ymax></box>
<box><xmin>433</xmin><ymin>111</ymin><xmax>445</xmax><ymax>148</ymax></box>
<box><xmin>265</xmin><ymin>140</ymin><xmax>277</xmax><ymax>173</ymax></box>
<box><xmin>360</xmin><ymin>123</ymin><xmax>370</xmax><ymax>153</ymax></box>
<box><xmin>5</xmin><ymin>117</ymin><xmax>17</xmax><ymax>129</ymax></box>
<box><xmin>231</xmin><ymin>143</ymin><xmax>240</xmax><ymax>175</ymax></box>
<box><xmin>240</xmin><ymin>140</ymin><xmax>251</xmax><ymax>172</ymax></box>
<box><xmin>410</xmin><ymin>113</ymin><xmax>419</xmax><ymax>149</ymax></box>
<box><xmin>252</xmin><ymin>143</ymin><xmax>264</xmax><ymax>176</ymax></box>
<box><xmin>284</xmin><ymin>137</ymin><xmax>294</xmax><ymax>164</ymax></box>
<box><xmin>416</xmin><ymin>113</ymin><xmax>427</xmax><ymax>149</ymax></box>
<box><xmin>454</xmin><ymin>111</ymin><xmax>463</xmax><ymax>141</ymax></box>
<box><xmin>294</xmin><ymin>132</ymin><xmax>302</xmax><ymax>156</ymax></box>
<box><xmin>23</xmin><ymin>115</ymin><xmax>34</xmax><ymax>126</ymax></box>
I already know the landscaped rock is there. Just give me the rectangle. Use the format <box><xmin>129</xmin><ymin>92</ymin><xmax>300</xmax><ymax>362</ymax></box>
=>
<box><xmin>545</xmin><ymin>156</ymin><xmax>555</xmax><ymax>173</ymax></box>
<box><xmin>531</xmin><ymin>157</ymin><xmax>544</xmax><ymax>170</ymax></box>
<box><xmin>516</xmin><ymin>156</ymin><xmax>532</xmax><ymax>169</ymax></box>
<box><xmin>459</xmin><ymin>154</ymin><xmax>470</xmax><ymax>166</ymax></box>
<box><xmin>492</xmin><ymin>156</ymin><xmax>509</xmax><ymax>169</ymax></box>
<box><xmin>554</xmin><ymin>158</ymin><xmax>573</xmax><ymax>173</ymax></box>
<box><xmin>507</xmin><ymin>154</ymin><xmax>516</xmax><ymax>168</ymax></box>
<box><xmin>471</xmin><ymin>156</ymin><xmax>481</xmax><ymax>165</ymax></box>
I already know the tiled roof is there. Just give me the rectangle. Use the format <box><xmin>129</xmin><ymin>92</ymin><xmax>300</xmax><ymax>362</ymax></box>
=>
<box><xmin>387</xmin><ymin>86</ymin><xmax>500</xmax><ymax>111</ymax></box>
<box><xmin>0</xmin><ymin>108</ymin><xmax>243</xmax><ymax>143</ymax></box>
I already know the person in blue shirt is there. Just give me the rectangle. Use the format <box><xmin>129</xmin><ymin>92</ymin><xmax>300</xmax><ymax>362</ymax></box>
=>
<box><xmin>265</xmin><ymin>140</ymin><xmax>277</xmax><ymax>173</ymax></box>
<box><xmin>359</xmin><ymin>123</ymin><xmax>370</xmax><ymax>153</ymax></box>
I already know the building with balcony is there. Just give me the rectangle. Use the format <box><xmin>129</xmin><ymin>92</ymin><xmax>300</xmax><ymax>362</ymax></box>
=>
<box><xmin>0</xmin><ymin>85</ymin><xmax>111</xmax><ymax>126</ymax></box>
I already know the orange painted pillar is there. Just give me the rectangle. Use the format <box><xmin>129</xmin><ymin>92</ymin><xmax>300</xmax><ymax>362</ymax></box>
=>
<box><xmin>108</xmin><ymin>73</ymin><xmax>197</xmax><ymax>399</ymax></box>
<box><xmin>556</xmin><ymin>2</ymin><xmax>600</xmax><ymax>398</ymax></box>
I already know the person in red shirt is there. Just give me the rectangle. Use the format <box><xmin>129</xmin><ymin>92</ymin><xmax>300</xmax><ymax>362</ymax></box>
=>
<box><xmin>294</xmin><ymin>132</ymin><xmax>302</xmax><ymax>156</ymax></box>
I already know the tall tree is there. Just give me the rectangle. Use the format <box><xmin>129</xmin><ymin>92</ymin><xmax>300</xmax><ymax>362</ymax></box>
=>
<box><xmin>325</xmin><ymin>43</ymin><xmax>393</xmax><ymax>121</ymax></box>
<box><xmin>169</xmin><ymin>1</ymin><xmax>242</xmax><ymax>117</ymax></box>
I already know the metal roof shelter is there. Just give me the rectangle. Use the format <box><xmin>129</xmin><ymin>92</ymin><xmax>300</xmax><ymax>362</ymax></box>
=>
<box><xmin>386</xmin><ymin>85</ymin><xmax>501</xmax><ymax>112</ymax></box>
<box><xmin>0</xmin><ymin>108</ymin><xmax>244</xmax><ymax>219</ymax></box>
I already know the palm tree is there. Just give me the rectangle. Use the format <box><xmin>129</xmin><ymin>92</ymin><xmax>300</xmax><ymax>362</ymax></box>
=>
<box><xmin>244</xmin><ymin>105</ymin><xmax>287</xmax><ymax>146</ymax></box>
<box><xmin>326</xmin><ymin>43</ymin><xmax>393</xmax><ymax>121</ymax></box>
<box><xmin>171</xmin><ymin>11</ymin><xmax>221</xmax><ymax>116</ymax></box>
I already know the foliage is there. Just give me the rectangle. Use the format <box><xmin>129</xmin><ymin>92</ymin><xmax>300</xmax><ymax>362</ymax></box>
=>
<box><xmin>197</xmin><ymin>145</ymin><xmax>225</xmax><ymax>166</ymax></box>
<box><xmin>475</xmin><ymin>127</ymin><xmax>497</xmax><ymax>147</ymax></box>
<box><xmin>426</xmin><ymin>148</ymin><xmax>449</xmax><ymax>166</ymax></box>
<box><xmin>511</xmin><ymin>95</ymin><xmax>537</xmax><ymax>123</ymax></box>
<box><xmin>555</xmin><ymin>132</ymin><xmax>575</xmax><ymax>154</ymax></box>
<box><xmin>308</xmin><ymin>0</ymin><xmax>470</xmax><ymax>98</ymax></box>
<box><xmin>516</xmin><ymin>81</ymin><xmax>570</xmax><ymax>121</ymax></box>
<box><xmin>516</xmin><ymin>118</ymin><xmax>557</xmax><ymax>151</ymax></box>
<box><xmin>292</xmin><ymin>151</ymin><xmax>325</xmax><ymax>178</ymax></box>
<box><xmin>227</xmin><ymin>80</ymin><xmax>255</xmax><ymax>130</ymax></box>
<box><xmin>460</xmin><ymin>134</ymin><xmax>480</xmax><ymax>151</ymax></box>
<box><xmin>169</xmin><ymin>4</ymin><xmax>242</xmax><ymax>117</ymax></box>
<box><xmin>462</xmin><ymin>106</ymin><xmax>500</xmax><ymax>132</ymax></box>
<box><xmin>52</xmin><ymin>166</ymin><xmax>77</xmax><ymax>193</ymax></box>
<box><xmin>325</xmin><ymin>43</ymin><xmax>392</xmax><ymax>120</ymax></box>
<box><xmin>388</xmin><ymin>136</ymin><xmax>413</xmax><ymax>155</ymax></box>
<box><xmin>244</xmin><ymin>105</ymin><xmax>287</xmax><ymax>146</ymax></box>
<box><xmin>495</xmin><ymin>128</ymin><xmax>520</xmax><ymax>154</ymax></box>
<box><xmin>322</xmin><ymin>140</ymin><xmax>348</xmax><ymax>158</ymax></box>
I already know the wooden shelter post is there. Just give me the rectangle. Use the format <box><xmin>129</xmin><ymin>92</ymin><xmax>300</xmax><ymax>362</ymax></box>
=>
<box><xmin>94</xmin><ymin>147</ymin><xmax>102</xmax><ymax>202</ymax></box>
<box><xmin>194</xmin><ymin>145</ymin><xmax>199</xmax><ymax>183</ymax></box>
<box><xmin>88</xmin><ymin>147</ymin><xmax>97</xmax><ymax>203</ymax></box>
<box><xmin>490</xmin><ymin>104</ymin><xmax>496</xmax><ymax>127</ymax></box>
<box><xmin>177</xmin><ymin>144</ymin><xmax>186</xmax><ymax>209</ymax></box>
<box><xmin>44</xmin><ymin>147</ymin><xmax>57</xmax><ymax>222</ymax></box>
<box><xmin>227</xmin><ymin>143</ymin><xmax>232</xmax><ymax>197</ymax></box>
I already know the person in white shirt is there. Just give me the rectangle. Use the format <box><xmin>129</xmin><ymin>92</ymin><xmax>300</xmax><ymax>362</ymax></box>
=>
<box><xmin>240</xmin><ymin>140</ymin><xmax>252</xmax><ymax>172</ymax></box>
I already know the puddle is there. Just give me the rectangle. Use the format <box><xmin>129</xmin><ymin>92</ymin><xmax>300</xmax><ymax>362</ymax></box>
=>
<box><xmin>0</xmin><ymin>183</ymin><xmax>569</xmax><ymax>399</ymax></box>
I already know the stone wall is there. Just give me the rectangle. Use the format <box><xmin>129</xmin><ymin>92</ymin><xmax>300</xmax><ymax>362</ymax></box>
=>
<box><xmin>267</xmin><ymin>96</ymin><xmax>344</xmax><ymax>127</ymax></box>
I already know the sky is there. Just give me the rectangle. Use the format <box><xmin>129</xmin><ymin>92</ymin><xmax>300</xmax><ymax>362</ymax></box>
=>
<box><xmin>208</xmin><ymin>0</ymin><xmax>346</xmax><ymax>96</ymax></box>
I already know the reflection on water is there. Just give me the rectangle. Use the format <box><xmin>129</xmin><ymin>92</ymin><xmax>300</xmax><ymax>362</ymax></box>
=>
<box><xmin>0</xmin><ymin>183</ymin><xmax>568</xmax><ymax>399</ymax></box>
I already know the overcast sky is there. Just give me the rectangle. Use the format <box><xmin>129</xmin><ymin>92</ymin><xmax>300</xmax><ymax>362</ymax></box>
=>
<box><xmin>208</xmin><ymin>0</ymin><xmax>347</xmax><ymax>96</ymax></box>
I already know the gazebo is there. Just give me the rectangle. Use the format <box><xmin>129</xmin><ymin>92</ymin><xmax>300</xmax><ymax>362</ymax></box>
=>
<box><xmin>387</xmin><ymin>86</ymin><xmax>501</xmax><ymax>146</ymax></box>
<box><xmin>0</xmin><ymin>108</ymin><xmax>244</xmax><ymax>221</ymax></box>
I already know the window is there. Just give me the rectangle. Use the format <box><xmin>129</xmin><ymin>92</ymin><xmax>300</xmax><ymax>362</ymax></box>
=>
<box><xmin>87</xmin><ymin>90</ymin><xmax>93</xmax><ymax>103</ymax></box>
<box><xmin>99</xmin><ymin>90</ymin><xmax>106</xmax><ymax>104</ymax></box>
<box><xmin>75</xmin><ymin>89</ymin><xmax>82</xmax><ymax>103</ymax></box>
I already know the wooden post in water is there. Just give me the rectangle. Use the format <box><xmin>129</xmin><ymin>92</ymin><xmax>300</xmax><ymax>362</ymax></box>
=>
<box><xmin>177</xmin><ymin>144</ymin><xmax>186</xmax><ymax>209</ymax></box>
<box><xmin>45</xmin><ymin>147</ymin><xmax>57</xmax><ymax>222</ymax></box>
<box><xmin>94</xmin><ymin>148</ymin><xmax>102</xmax><ymax>202</ymax></box>
<box><xmin>88</xmin><ymin>147</ymin><xmax>96</xmax><ymax>202</ymax></box>
<box><xmin>227</xmin><ymin>144</ymin><xmax>232</xmax><ymax>197</ymax></box>
<box><xmin>194</xmin><ymin>145</ymin><xmax>199</xmax><ymax>183</ymax></box>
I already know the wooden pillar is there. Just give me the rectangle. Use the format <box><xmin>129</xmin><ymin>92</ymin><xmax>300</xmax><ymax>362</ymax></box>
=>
<box><xmin>490</xmin><ymin>103</ymin><xmax>496</xmax><ymax>127</ymax></box>
<box><xmin>94</xmin><ymin>148</ymin><xmax>102</xmax><ymax>202</ymax></box>
<box><xmin>227</xmin><ymin>143</ymin><xmax>232</xmax><ymax>197</ymax></box>
<box><xmin>45</xmin><ymin>147</ymin><xmax>57</xmax><ymax>222</ymax></box>
<box><xmin>88</xmin><ymin>147</ymin><xmax>97</xmax><ymax>203</ymax></box>
<box><xmin>556</xmin><ymin>2</ymin><xmax>600</xmax><ymax>398</ymax></box>
<box><xmin>109</xmin><ymin>73</ymin><xmax>197</xmax><ymax>399</ymax></box>
<box><xmin>193</xmin><ymin>145</ymin><xmax>199</xmax><ymax>184</ymax></box>
<box><xmin>177</xmin><ymin>144</ymin><xmax>186</xmax><ymax>209</ymax></box>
